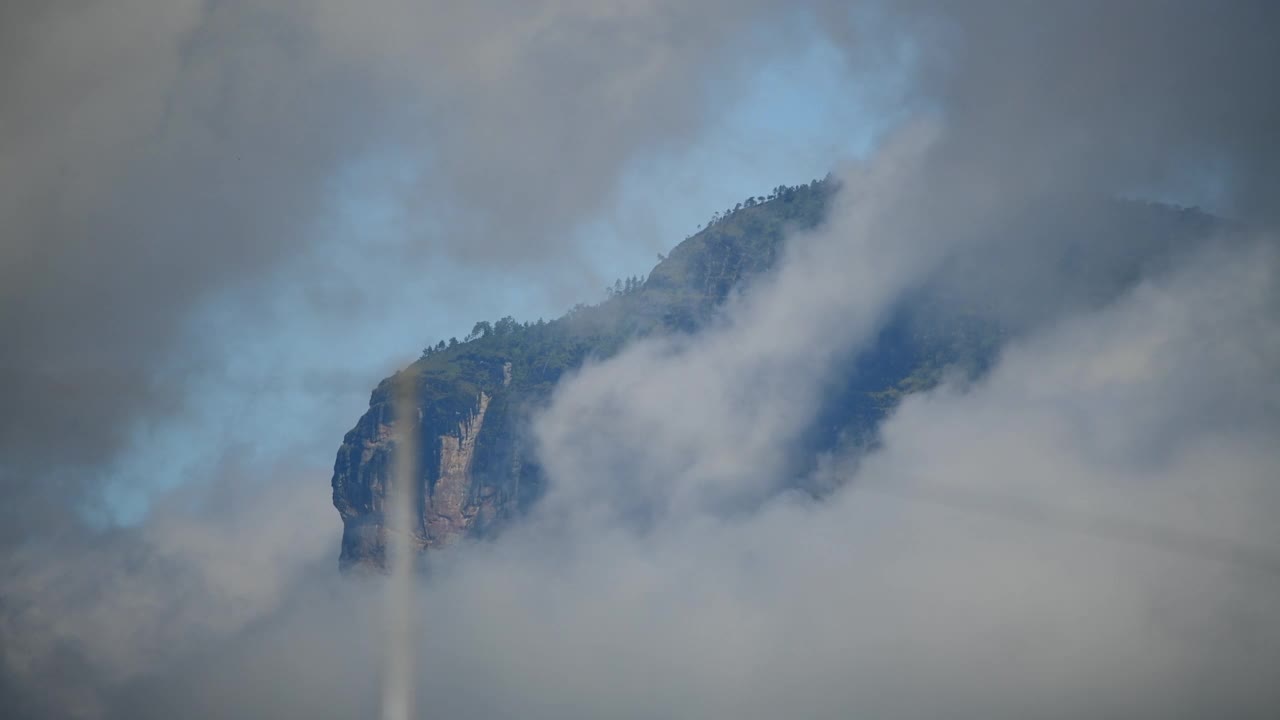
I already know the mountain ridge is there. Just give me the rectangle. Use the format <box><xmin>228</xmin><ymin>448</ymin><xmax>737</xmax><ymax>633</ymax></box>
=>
<box><xmin>330</xmin><ymin>179</ymin><xmax>1214</xmax><ymax>571</ymax></box>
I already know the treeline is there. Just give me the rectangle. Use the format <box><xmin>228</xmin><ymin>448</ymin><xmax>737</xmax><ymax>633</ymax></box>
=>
<box><xmin>421</xmin><ymin>316</ymin><xmax>550</xmax><ymax>358</ymax></box>
<box><xmin>697</xmin><ymin>179</ymin><xmax>827</xmax><ymax>233</ymax></box>
<box><xmin>604</xmin><ymin>275</ymin><xmax>644</xmax><ymax>299</ymax></box>
<box><xmin>421</xmin><ymin>176</ymin><xmax>835</xmax><ymax>363</ymax></box>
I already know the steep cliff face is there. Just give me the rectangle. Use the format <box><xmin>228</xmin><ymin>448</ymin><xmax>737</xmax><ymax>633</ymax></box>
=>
<box><xmin>332</xmin><ymin>356</ymin><xmax>530</xmax><ymax>570</ymax></box>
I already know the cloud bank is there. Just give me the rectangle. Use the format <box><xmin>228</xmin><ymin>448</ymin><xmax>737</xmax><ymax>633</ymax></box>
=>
<box><xmin>2</xmin><ymin>1</ymin><xmax>1279</xmax><ymax>718</ymax></box>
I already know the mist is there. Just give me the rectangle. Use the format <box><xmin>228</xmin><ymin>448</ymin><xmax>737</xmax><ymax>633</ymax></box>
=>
<box><xmin>2</xmin><ymin>1</ymin><xmax>1278</xmax><ymax>718</ymax></box>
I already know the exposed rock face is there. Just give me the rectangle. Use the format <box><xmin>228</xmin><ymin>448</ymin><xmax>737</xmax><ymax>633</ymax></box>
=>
<box><xmin>426</xmin><ymin>391</ymin><xmax>490</xmax><ymax>544</ymax></box>
<box><xmin>331</xmin><ymin>181</ymin><xmax>842</xmax><ymax>570</ymax></box>
<box><xmin>332</xmin><ymin>357</ymin><xmax>533</xmax><ymax>571</ymax></box>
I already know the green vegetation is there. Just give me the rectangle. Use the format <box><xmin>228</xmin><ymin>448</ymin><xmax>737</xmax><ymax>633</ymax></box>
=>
<box><xmin>404</xmin><ymin>177</ymin><xmax>841</xmax><ymax>405</ymax></box>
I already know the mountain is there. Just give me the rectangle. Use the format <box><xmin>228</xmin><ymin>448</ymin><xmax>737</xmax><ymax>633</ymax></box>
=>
<box><xmin>330</xmin><ymin>179</ymin><xmax>1214</xmax><ymax>571</ymax></box>
<box><xmin>331</xmin><ymin>180</ymin><xmax>842</xmax><ymax>570</ymax></box>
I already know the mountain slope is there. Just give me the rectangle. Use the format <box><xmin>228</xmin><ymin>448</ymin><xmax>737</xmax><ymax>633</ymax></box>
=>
<box><xmin>330</xmin><ymin>180</ymin><xmax>1213</xmax><ymax>570</ymax></box>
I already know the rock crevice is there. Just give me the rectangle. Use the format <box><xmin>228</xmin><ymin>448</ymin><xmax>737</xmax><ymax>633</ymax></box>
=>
<box><xmin>425</xmin><ymin>392</ymin><xmax>490</xmax><ymax>544</ymax></box>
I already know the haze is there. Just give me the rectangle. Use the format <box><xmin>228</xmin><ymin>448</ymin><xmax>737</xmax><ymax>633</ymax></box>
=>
<box><xmin>2</xmin><ymin>2</ymin><xmax>1278</xmax><ymax>718</ymax></box>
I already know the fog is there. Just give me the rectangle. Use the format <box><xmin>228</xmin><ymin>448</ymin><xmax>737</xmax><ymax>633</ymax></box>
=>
<box><xmin>2</xmin><ymin>2</ymin><xmax>1278</xmax><ymax>718</ymax></box>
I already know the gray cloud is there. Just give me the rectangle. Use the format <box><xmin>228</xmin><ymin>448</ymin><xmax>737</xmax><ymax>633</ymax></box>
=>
<box><xmin>0</xmin><ymin>0</ymin><xmax>394</xmax><ymax>535</ymax></box>
<box><xmin>0</xmin><ymin>450</ymin><xmax>340</xmax><ymax>716</ymax></box>
<box><xmin>2</xmin><ymin>1</ymin><xmax>1279</xmax><ymax>718</ymax></box>
<box><xmin>896</xmin><ymin>0</ymin><xmax>1280</xmax><ymax>218</ymax></box>
<box><xmin>0</xmin><ymin>0</ymin><xmax>810</xmax><ymax>539</ymax></box>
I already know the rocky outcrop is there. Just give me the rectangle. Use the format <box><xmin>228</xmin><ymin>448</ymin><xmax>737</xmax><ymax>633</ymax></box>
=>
<box><xmin>332</xmin><ymin>357</ymin><xmax>532</xmax><ymax>571</ymax></box>
<box><xmin>425</xmin><ymin>392</ymin><xmax>490</xmax><ymax>544</ymax></box>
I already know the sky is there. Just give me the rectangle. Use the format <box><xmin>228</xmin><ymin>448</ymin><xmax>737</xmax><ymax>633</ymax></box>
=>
<box><xmin>2</xmin><ymin>2</ymin><xmax>1279</xmax><ymax>719</ymax></box>
<box><xmin>83</xmin><ymin>23</ymin><xmax>878</xmax><ymax>527</ymax></box>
